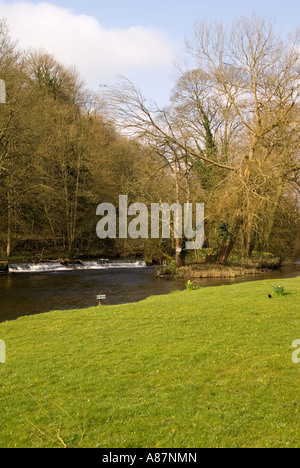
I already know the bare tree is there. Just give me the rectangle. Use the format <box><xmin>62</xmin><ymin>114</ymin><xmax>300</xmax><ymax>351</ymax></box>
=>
<box><xmin>104</xmin><ymin>15</ymin><xmax>300</xmax><ymax>264</ymax></box>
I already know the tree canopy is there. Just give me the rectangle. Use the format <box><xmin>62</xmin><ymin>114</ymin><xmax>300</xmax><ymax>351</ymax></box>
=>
<box><xmin>0</xmin><ymin>16</ymin><xmax>299</xmax><ymax>265</ymax></box>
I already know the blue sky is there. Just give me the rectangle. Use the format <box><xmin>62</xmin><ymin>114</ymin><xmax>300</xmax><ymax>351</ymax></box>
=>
<box><xmin>1</xmin><ymin>0</ymin><xmax>299</xmax><ymax>106</ymax></box>
<box><xmin>25</xmin><ymin>0</ymin><xmax>300</xmax><ymax>36</ymax></box>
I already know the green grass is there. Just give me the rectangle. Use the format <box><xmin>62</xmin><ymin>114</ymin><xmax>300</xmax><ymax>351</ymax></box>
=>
<box><xmin>0</xmin><ymin>277</ymin><xmax>300</xmax><ymax>448</ymax></box>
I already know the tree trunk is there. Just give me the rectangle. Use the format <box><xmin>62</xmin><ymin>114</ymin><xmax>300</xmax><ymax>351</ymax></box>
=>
<box><xmin>6</xmin><ymin>190</ymin><xmax>12</xmax><ymax>258</ymax></box>
<box><xmin>216</xmin><ymin>216</ymin><xmax>242</xmax><ymax>265</ymax></box>
<box><xmin>174</xmin><ymin>159</ymin><xmax>184</xmax><ymax>268</ymax></box>
<box><xmin>245</xmin><ymin>214</ymin><xmax>255</xmax><ymax>258</ymax></box>
<box><xmin>6</xmin><ymin>223</ymin><xmax>11</xmax><ymax>257</ymax></box>
<box><xmin>265</xmin><ymin>185</ymin><xmax>284</xmax><ymax>247</ymax></box>
<box><xmin>175</xmin><ymin>237</ymin><xmax>183</xmax><ymax>268</ymax></box>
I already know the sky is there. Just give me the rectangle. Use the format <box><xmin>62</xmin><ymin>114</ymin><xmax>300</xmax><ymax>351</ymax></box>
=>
<box><xmin>0</xmin><ymin>0</ymin><xmax>299</xmax><ymax>107</ymax></box>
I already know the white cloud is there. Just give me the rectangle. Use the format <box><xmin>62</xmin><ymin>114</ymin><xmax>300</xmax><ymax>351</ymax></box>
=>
<box><xmin>0</xmin><ymin>1</ymin><xmax>177</xmax><ymax>97</ymax></box>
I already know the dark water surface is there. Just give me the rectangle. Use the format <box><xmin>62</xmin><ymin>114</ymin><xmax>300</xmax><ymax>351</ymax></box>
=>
<box><xmin>0</xmin><ymin>265</ymin><xmax>300</xmax><ymax>322</ymax></box>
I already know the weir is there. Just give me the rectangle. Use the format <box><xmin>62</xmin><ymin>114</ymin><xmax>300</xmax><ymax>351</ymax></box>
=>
<box><xmin>8</xmin><ymin>259</ymin><xmax>146</xmax><ymax>274</ymax></box>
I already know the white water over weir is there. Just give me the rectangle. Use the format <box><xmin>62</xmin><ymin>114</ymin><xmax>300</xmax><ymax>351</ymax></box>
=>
<box><xmin>8</xmin><ymin>259</ymin><xmax>146</xmax><ymax>274</ymax></box>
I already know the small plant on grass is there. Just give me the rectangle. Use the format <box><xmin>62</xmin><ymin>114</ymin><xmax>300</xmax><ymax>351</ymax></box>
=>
<box><xmin>186</xmin><ymin>280</ymin><xmax>195</xmax><ymax>291</ymax></box>
<box><xmin>272</xmin><ymin>284</ymin><xmax>286</xmax><ymax>296</ymax></box>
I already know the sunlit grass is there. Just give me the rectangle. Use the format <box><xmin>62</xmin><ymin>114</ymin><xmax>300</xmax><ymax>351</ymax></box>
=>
<box><xmin>0</xmin><ymin>277</ymin><xmax>300</xmax><ymax>448</ymax></box>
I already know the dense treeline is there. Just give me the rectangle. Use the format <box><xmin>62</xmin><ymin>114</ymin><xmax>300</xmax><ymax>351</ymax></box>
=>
<box><xmin>0</xmin><ymin>17</ymin><xmax>300</xmax><ymax>266</ymax></box>
<box><xmin>0</xmin><ymin>19</ymin><xmax>174</xmax><ymax>263</ymax></box>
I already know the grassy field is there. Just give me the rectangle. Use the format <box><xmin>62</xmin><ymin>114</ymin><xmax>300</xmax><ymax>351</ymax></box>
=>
<box><xmin>0</xmin><ymin>277</ymin><xmax>300</xmax><ymax>448</ymax></box>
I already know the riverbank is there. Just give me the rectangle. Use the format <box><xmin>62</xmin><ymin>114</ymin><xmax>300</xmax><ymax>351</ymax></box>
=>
<box><xmin>0</xmin><ymin>276</ymin><xmax>300</xmax><ymax>447</ymax></box>
<box><xmin>2</xmin><ymin>264</ymin><xmax>300</xmax><ymax>323</ymax></box>
<box><xmin>157</xmin><ymin>264</ymin><xmax>264</xmax><ymax>279</ymax></box>
<box><xmin>0</xmin><ymin>261</ymin><xmax>8</xmax><ymax>272</ymax></box>
<box><xmin>0</xmin><ymin>250</ymin><xmax>284</xmax><ymax>278</ymax></box>
<box><xmin>156</xmin><ymin>257</ymin><xmax>282</xmax><ymax>279</ymax></box>
<box><xmin>0</xmin><ymin>247</ymin><xmax>142</xmax><ymax>266</ymax></box>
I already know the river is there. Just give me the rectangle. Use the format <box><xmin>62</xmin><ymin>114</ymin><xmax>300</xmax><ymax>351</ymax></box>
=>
<box><xmin>0</xmin><ymin>263</ymin><xmax>299</xmax><ymax>322</ymax></box>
